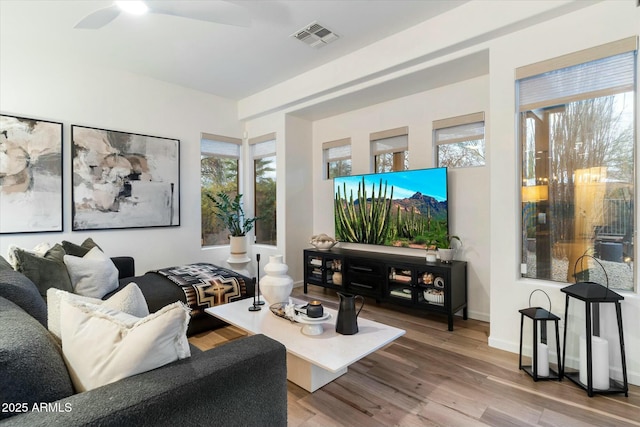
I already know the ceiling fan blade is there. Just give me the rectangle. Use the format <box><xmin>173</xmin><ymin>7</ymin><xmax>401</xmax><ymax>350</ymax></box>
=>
<box><xmin>74</xmin><ymin>5</ymin><xmax>121</xmax><ymax>29</ymax></box>
<box><xmin>148</xmin><ymin>1</ymin><xmax>251</xmax><ymax>27</ymax></box>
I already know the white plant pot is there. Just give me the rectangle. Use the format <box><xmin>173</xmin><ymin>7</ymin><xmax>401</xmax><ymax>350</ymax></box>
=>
<box><xmin>260</xmin><ymin>255</ymin><xmax>294</xmax><ymax>304</ymax></box>
<box><xmin>438</xmin><ymin>248</ymin><xmax>455</xmax><ymax>263</ymax></box>
<box><xmin>228</xmin><ymin>235</ymin><xmax>250</xmax><ymax>263</ymax></box>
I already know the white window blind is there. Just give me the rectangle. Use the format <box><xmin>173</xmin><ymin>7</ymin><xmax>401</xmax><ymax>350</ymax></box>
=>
<box><xmin>434</xmin><ymin>120</ymin><xmax>484</xmax><ymax>146</ymax></box>
<box><xmin>323</xmin><ymin>138</ymin><xmax>351</xmax><ymax>162</ymax></box>
<box><xmin>252</xmin><ymin>139</ymin><xmax>276</xmax><ymax>159</ymax></box>
<box><xmin>517</xmin><ymin>38</ymin><xmax>637</xmax><ymax>111</ymax></box>
<box><xmin>201</xmin><ymin>138</ymin><xmax>240</xmax><ymax>158</ymax></box>
<box><xmin>371</xmin><ymin>134</ymin><xmax>408</xmax><ymax>155</ymax></box>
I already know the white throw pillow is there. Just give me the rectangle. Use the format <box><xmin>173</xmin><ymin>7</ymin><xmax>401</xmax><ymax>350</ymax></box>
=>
<box><xmin>47</xmin><ymin>283</ymin><xmax>150</xmax><ymax>340</ymax></box>
<box><xmin>63</xmin><ymin>246</ymin><xmax>119</xmax><ymax>298</ymax></box>
<box><xmin>60</xmin><ymin>299</ymin><xmax>191</xmax><ymax>392</ymax></box>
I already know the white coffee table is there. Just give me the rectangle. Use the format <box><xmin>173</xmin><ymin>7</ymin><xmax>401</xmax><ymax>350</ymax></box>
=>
<box><xmin>205</xmin><ymin>297</ymin><xmax>405</xmax><ymax>392</ymax></box>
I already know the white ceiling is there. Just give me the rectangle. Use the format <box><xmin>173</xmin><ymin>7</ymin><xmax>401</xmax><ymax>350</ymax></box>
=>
<box><xmin>0</xmin><ymin>0</ymin><xmax>469</xmax><ymax>101</ymax></box>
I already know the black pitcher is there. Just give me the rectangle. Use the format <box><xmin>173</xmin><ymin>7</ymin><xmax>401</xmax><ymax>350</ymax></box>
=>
<box><xmin>335</xmin><ymin>292</ymin><xmax>364</xmax><ymax>335</ymax></box>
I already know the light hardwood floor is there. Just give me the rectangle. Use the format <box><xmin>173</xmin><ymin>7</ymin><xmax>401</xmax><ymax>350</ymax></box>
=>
<box><xmin>190</xmin><ymin>286</ymin><xmax>640</xmax><ymax>427</ymax></box>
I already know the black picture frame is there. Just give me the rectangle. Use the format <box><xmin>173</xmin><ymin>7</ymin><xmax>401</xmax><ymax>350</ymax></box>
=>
<box><xmin>71</xmin><ymin>125</ymin><xmax>180</xmax><ymax>231</ymax></box>
<box><xmin>1</xmin><ymin>114</ymin><xmax>63</xmax><ymax>234</ymax></box>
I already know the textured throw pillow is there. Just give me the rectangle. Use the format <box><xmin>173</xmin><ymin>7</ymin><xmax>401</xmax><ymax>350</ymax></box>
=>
<box><xmin>0</xmin><ymin>269</ymin><xmax>48</xmax><ymax>327</ymax></box>
<box><xmin>63</xmin><ymin>246</ymin><xmax>118</xmax><ymax>298</ymax></box>
<box><xmin>12</xmin><ymin>244</ymin><xmax>73</xmax><ymax>296</ymax></box>
<box><xmin>47</xmin><ymin>282</ymin><xmax>150</xmax><ymax>340</ymax></box>
<box><xmin>60</xmin><ymin>299</ymin><xmax>191</xmax><ymax>392</ymax></box>
<box><xmin>62</xmin><ymin>238</ymin><xmax>102</xmax><ymax>257</ymax></box>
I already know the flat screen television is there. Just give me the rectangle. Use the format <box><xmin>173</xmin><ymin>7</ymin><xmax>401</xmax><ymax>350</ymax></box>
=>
<box><xmin>334</xmin><ymin>167</ymin><xmax>448</xmax><ymax>250</ymax></box>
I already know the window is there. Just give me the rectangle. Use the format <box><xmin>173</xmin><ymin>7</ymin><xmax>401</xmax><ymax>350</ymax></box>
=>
<box><xmin>251</xmin><ymin>133</ymin><xmax>277</xmax><ymax>246</ymax></box>
<box><xmin>200</xmin><ymin>134</ymin><xmax>241</xmax><ymax>246</ymax></box>
<box><xmin>517</xmin><ymin>37</ymin><xmax>636</xmax><ymax>291</ymax></box>
<box><xmin>323</xmin><ymin>138</ymin><xmax>351</xmax><ymax>179</ymax></box>
<box><xmin>371</xmin><ymin>127</ymin><xmax>408</xmax><ymax>172</ymax></box>
<box><xmin>434</xmin><ymin>112</ymin><xmax>485</xmax><ymax>168</ymax></box>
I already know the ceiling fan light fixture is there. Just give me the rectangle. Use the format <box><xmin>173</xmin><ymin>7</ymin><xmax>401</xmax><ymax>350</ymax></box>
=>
<box><xmin>115</xmin><ymin>1</ymin><xmax>149</xmax><ymax>15</ymax></box>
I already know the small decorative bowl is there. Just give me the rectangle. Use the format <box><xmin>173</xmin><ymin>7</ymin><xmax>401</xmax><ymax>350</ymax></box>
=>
<box><xmin>310</xmin><ymin>240</ymin><xmax>338</xmax><ymax>251</ymax></box>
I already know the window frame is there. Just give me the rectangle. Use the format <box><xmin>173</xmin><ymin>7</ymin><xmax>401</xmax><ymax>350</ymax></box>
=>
<box><xmin>433</xmin><ymin>112</ymin><xmax>486</xmax><ymax>169</ymax></box>
<box><xmin>250</xmin><ymin>133</ymin><xmax>277</xmax><ymax>246</ymax></box>
<box><xmin>370</xmin><ymin>126</ymin><xmax>409</xmax><ymax>173</ymax></box>
<box><xmin>516</xmin><ymin>37</ymin><xmax>637</xmax><ymax>292</ymax></box>
<box><xmin>200</xmin><ymin>133</ymin><xmax>242</xmax><ymax>248</ymax></box>
<box><xmin>323</xmin><ymin>137</ymin><xmax>352</xmax><ymax>180</ymax></box>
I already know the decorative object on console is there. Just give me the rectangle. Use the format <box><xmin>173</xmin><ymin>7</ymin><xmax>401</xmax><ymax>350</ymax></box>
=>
<box><xmin>561</xmin><ymin>255</ymin><xmax>628</xmax><ymax>397</ymax></box>
<box><xmin>260</xmin><ymin>255</ymin><xmax>293</xmax><ymax>305</ymax></box>
<box><xmin>332</xmin><ymin>259</ymin><xmax>343</xmax><ymax>285</ymax></box>
<box><xmin>71</xmin><ymin>125</ymin><xmax>180</xmax><ymax>231</ymax></box>
<box><xmin>336</xmin><ymin>292</ymin><xmax>364</xmax><ymax>335</ymax></box>
<box><xmin>0</xmin><ymin>114</ymin><xmax>63</xmax><ymax>234</ymax></box>
<box><xmin>518</xmin><ymin>289</ymin><xmax>562</xmax><ymax>382</ymax></box>
<box><xmin>310</xmin><ymin>233</ymin><xmax>338</xmax><ymax>250</ymax></box>
<box><xmin>426</xmin><ymin>221</ymin><xmax>461</xmax><ymax>263</ymax></box>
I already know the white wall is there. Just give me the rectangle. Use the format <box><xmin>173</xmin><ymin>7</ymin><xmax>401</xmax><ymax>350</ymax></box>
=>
<box><xmin>312</xmin><ymin>76</ymin><xmax>490</xmax><ymax>321</ymax></box>
<box><xmin>0</xmin><ymin>47</ymin><xmax>243</xmax><ymax>274</ymax></box>
<box><xmin>489</xmin><ymin>0</ymin><xmax>640</xmax><ymax>385</ymax></box>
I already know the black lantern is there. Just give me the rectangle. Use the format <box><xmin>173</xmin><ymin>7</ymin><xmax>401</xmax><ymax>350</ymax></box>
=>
<box><xmin>519</xmin><ymin>290</ymin><xmax>562</xmax><ymax>381</ymax></box>
<box><xmin>561</xmin><ymin>255</ymin><xmax>628</xmax><ymax>397</ymax></box>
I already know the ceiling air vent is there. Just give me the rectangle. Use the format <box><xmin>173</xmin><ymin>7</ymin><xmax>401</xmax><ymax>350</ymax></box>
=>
<box><xmin>291</xmin><ymin>22</ymin><xmax>339</xmax><ymax>48</ymax></box>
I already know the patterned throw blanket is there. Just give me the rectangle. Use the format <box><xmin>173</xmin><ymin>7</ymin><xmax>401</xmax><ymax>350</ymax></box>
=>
<box><xmin>153</xmin><ymin>263</ymin><xmax>248</xmax><ymax>316</ymax></box>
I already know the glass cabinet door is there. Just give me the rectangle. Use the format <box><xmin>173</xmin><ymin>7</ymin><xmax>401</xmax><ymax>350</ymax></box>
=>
<box><xmin>417</xmin><ymin>269</ymin><xmax>446</xmax><ymax>308</ymax></box>
<box><xmin>387</xmin><ymin>266</ymin><xmax>413</xmax><ymax>301</ymax></box>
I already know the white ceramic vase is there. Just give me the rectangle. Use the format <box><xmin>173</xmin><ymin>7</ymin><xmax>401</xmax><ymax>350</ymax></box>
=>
<box><xmin>260</xmin><ymin>255</ymin><xmax>294</xmax><ymax>304</ymax></box>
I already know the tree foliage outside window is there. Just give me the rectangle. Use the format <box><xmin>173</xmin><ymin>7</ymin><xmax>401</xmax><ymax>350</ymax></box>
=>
<box><xmin>434</xmin><ymin>116</ymin><xmax>485</xmax><ymax>168</ymax></box>
<box><xmin>437</xmin><ymin>139</ymin><xmax>485</xmax><ymax>168</ymax></box>
<box><xmin>255</xmin><ymin>156</ymin><xmax>276</xmax><ymax>245</ymax></box>
<box><xmin>201</xmin><ymin>155</ymin><xmax>238</xmax><ymax>246</ymax></box>
<box><xmin>328</xmin><ymin>159</ymin><xmax>352</xmax><ymax>179</ymax></box>
<box><xmin>521</xmin><ymin>94</ymin><xmax>634</xmax><ymax>291</ymax></box>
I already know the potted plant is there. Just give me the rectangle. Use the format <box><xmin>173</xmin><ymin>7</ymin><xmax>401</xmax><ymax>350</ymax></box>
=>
<box><xmin>426</xmin><ymin>223</ymin><xmax>461</xmax><ymax>263</ymax></box>
<box><xmin>205</xmin><ymin>192</ymin><xmax>259</xmax><ymax>261</ymax></box>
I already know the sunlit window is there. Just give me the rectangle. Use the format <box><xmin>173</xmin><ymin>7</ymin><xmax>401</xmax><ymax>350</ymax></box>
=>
<box><xmin>371</xmin><ymin>127</ymin><xmax>408</xmax><ymax>172</ymax></box>
<box><xmin>323</xmin><ymin>138</ymin><xmax>351</xmax><ymax>179</ymax></box>
<box><xmin>434</xmin><ymin>112</ymin><xmax>485</xmax><ymax>168</ymax></box>
<box><xmin>517</xmin><ymin>39</ymin><xmax>636</xmax><ymax>291</ymax></box>
<box><xmin>251</xmin><ymin>137</ymin><xmax>277</xmax><ymax>246</ymax></box>
<box><xmin>200</xmin><ymin>135</ymin><xmax>240</xmax><ymax>246</ymax></box>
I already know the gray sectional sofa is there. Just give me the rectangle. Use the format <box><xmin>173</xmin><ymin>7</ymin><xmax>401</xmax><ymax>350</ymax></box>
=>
<box><xmin>0</xmin><ymin>259</ymin><xmax>288</xmax><ymax>426</ymax></box>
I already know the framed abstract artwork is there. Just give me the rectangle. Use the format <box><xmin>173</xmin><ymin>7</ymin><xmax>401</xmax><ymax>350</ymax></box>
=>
<box><xmin>0</xmin><ymin>114</ymin><xmax>63</xmax><ymax>234</ymax></box>
<box><xmin>71</xmin><ymin>125</ymin><xmax>180</xmax><ymax>231</ymax></box>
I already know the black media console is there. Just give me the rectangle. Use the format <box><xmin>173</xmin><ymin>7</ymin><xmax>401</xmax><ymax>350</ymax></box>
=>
<box><xmin>303</xmin><ymin>247</ymin><xmax>467</xmax><ymax>331</ymax></box>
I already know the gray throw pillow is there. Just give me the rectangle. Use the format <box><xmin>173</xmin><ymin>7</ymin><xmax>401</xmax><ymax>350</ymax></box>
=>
<box><xmin>0</xmin><ymin>297</ymin><xmax>74</xmax><ymax>420</ymax></box>
<box><xmin>0</xmin><ymin>269</ymin><xmax>47</xmax><ymax>326</ymax></box>
<box><xmin>13</xmin><ymin>244</ymin><xmax>73</xmax><ymax>297</ymax></box>
<box><xmin>62</xmin><ymin>238</ymin><xmax>102</xmax><ymax>257</ymax></box>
